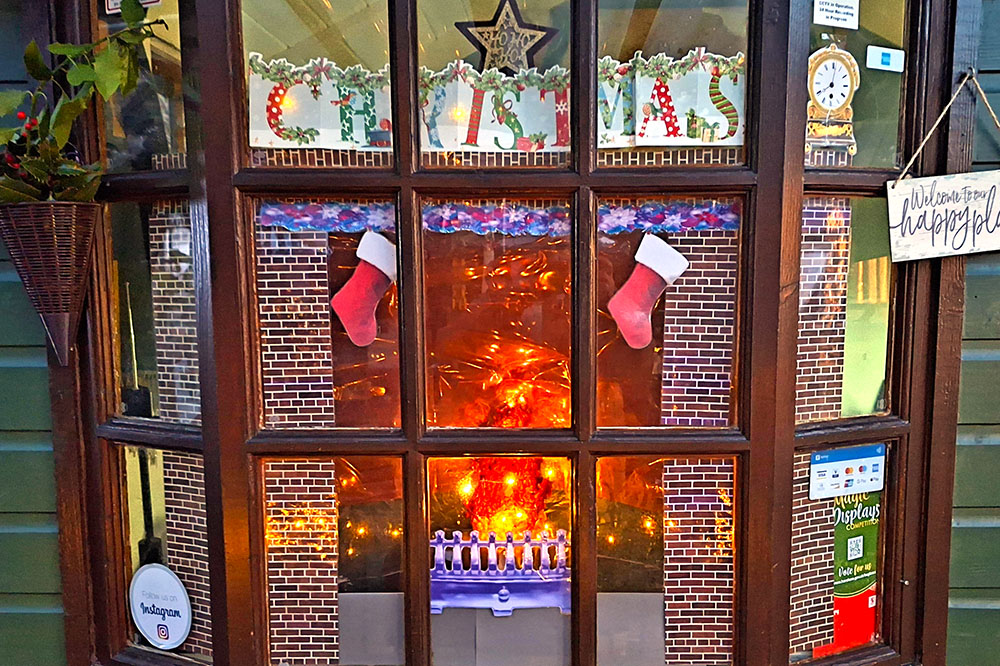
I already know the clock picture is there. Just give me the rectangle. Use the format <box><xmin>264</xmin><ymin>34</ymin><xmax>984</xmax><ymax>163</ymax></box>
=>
<box><xmin>805</xmin><ymin>44</ymin><xmax>861</xmax><ymax>167</ymax></box>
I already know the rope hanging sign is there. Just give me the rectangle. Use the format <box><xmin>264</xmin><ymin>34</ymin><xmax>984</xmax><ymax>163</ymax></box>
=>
<box><xmin>886</xmin><ymin>69</ymin><xmax>1000</xmax><ymax>262</ymax></box>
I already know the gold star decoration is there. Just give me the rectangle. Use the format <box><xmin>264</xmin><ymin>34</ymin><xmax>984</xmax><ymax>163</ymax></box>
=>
<box><xmin>455</xmin><ymin>0</ymin><xmax>557</xmax><ymax>75</ymax></box>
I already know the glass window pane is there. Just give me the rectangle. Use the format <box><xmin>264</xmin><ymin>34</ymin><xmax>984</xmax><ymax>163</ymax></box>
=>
<box><xmin>417</xmin><ymin>0</ymin><xmax>571</xmax><ymax>168</ymax></box>
<box><xmin>123</xmin><ymin>446</ymin><xmax>212</xmax><ymax>662</ymax></box>
<box><xmin>242</xmin><ymin>0</ymin><xmax>393</xmax><ymax>168</ymax></box>
<box><xmin>99</xmin><ymin>1</ymin><xmax>187</xmax><ymax>172</ymax></box>
<box><xmin>796</xmin><ymin>197</ymin><xmax>892</xmax><ymax>424</ymax></box>
<box><xmin>423</xmin><ymin>198</ymin><xmax>571</xmax><ymax>428</ymax></box>
<box><xmin>597</xmin><ymin>456</ymin><xmax>736</xmax><ymax>665</ymax></box>
<box><xmin>264</xmin><ymin>456</ymin><xmax>404</xmax><ymax>665</ymax></box>
<box><xmin>805</xmin><ymin>1</ymin><xmax>906</xmax><ymax>169</ymax></box>
<box><xmin>429</xmin><ymin>456</ymin><xmax>572</xmax><ymax>665</ymax></box>
<box><xmin>597</xmin><ymin>197</ymin><xmax>740</xmax><ymax>427</ymax></box>
<box><xmin>111</xmin><ymin>201</ymin><xmax>200</xmax><ymax>425</ymax></box>
<box><xmin>255</xmin><ymin>200</ymin><xmax>401</xmax><ymax>429</ymax></box>
<box><xmin>597</xmin><ymin>0</ymin><xmax>748</xmax><ymax>167</ymax></box>
<box><xmin>790</xmin><ymin>447</ymin><xmax>886</xmax><ymax>662</ymax></box>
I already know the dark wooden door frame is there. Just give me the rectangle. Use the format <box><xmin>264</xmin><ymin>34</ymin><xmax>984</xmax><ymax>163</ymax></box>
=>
<box><xmin>36</xmin><ymin>0</ymin><xmax>982</xmax><ymax>665</ymax></box>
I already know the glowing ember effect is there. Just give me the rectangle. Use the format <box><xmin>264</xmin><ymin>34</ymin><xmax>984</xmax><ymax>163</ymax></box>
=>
<box><xmin>461</xmin><ymin>457</ymin><xmax>566</xmax><ymax>535</ymax></box>
<box><xmin>427</xmin><ymin>234</ymin><xmax>572</xmax><ymax>428</ymax></box>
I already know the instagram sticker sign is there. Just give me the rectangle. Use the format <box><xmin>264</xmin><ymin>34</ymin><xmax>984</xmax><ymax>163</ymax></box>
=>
<box><xmin>128</xmin><ymin>564</ymin><xmax>193</xmax><ymax>650</ymax></box>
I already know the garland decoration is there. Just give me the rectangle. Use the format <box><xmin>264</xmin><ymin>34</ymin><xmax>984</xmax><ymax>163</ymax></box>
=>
<box><xmin>597</xmin><ymin>49</ymin><xmax>745</xmax><ymax>85</ymax></box>
<box><xmin>418</xmin><ymin>60</ymin><xmax>570</xmax><ymax>105</ymax></box>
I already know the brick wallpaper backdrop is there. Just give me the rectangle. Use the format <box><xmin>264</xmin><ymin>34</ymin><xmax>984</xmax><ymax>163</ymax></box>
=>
<box><xmin>796</xmin><ymin>197</ymin><xmax>852</xmax><ymax>423</ymax></box>
<box><xmin>148</xmin><ymin>200</ymin><xmax>201</xmax><ymax>425</ymax></box>
<box><xmin>256</xmin><ymin>226</ymin><xmax>338</xmax><ymax>429</ymax></box>
<box><xmin>264</xmin><ymin>460</ymin><xmax>340</xmax><ymax>664</ymax></box>
<box><xmin>660</xmin><ymin>231</ymin><xmax>738</xmax><ymax>427</ymax></box>
<box><xmin>662</xmin><ymin>458</ymin><xmax>736</xmax><ymax>665</ymax></box>
<box><xmin>161</xmin><ymin>450</ymin><xmax>213</xmax><ymax>660</ymax></box>
<box><xmin>788</xmin><ymin>452</ymin><xmax>836</xmax><ymax>658</ymax></box>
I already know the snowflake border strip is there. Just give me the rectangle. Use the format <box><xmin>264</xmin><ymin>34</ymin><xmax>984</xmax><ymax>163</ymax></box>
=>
<box><xmin>258</xmin><ymin>201</ymin><xmax>740</xmax><ymax>236</ymax></box>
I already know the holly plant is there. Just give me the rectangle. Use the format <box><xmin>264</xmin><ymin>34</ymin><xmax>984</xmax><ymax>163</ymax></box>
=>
<box><xmin>0</xmin><ymin>0</ymin><xmax>165</xmax><ymax>203</ymax></box>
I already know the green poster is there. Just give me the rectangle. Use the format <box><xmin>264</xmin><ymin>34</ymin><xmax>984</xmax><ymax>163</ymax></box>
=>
<box><xmin>825</xmin><ymin>491</ymin><xmax>880</xmax><ymax>654</ymax></box>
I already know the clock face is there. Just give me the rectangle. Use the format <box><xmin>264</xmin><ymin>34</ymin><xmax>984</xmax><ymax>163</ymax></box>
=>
<box><xmin>811</xmin><ymin>58</ymin><xmax>853</xmax><ymax>112</ymax></box>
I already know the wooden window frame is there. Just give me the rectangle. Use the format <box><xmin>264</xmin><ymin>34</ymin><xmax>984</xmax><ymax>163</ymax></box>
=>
<box><xmin>39</xmin><ymin>0</ymin><xmax>980</xmax><ymax>664</ymax></box>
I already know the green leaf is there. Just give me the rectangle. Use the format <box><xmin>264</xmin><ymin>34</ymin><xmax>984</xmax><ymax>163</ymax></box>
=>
<box><xmin>0</xmin><ymin>177</ymin><xmax>42</xmax><ymax>202</ymax></box>
<box><xmin>94</xmin><ymin>46</ymin><xmax>124</xmax><ymax>99</ymax></box>
<box><xmin>54</xmin><ymin>176</ymin><xmax>100</xmax><ymax>202</ymax></box>
<box><xmin>120</xmin><ymin>0</ymin><xmax>147</xmax><ymax>28</ymax></box>
<box><xmin>47</xmin><ymin>42</ymin><xmax>94</xmax><ymax>57</ymax></box>
<box><xmin>36</xmin><ymin>108</ymin><xmax>51</xmax><ymax>140</ymax></box>
<box><xmin>0</xmin><ymin>126</ymin><xmax>19</xmax><ymax>144</ymax></box>
<box><xmin>55</xmin><ymin>160</ymin><xmax>88</xmax><ymax>176</ymax></box>
<box><xmin>0</xmin><ymin>91</ymin><xmax>26</xmax><ymax>118</ymax></box>
<box><xmin>18</xmin><ymin>158</ymin><xmax>51</xmax><ymax>184</ymax></box>
<box><xmin>51</xmin><ymin>96</ymin><xmax>88</xmax><ymax>148</ymax></box>
<box><xmin>66</xmin><ymin>64</ymin><xmax>96</xmax><ymax>86</ymax></box>
<box><xmin>23</xmin><ymin>41</ymin><xmax>52</xmax><ymax>82</ymax></box>
<box><xmin>120</xmin><ymin>50</ymin><xmax>140</xmax><ymax>96</ymax></box>
<box><xmin>117</xmin><ymin>29</ymin><xmax>147</xmax><ymax>45</ymax></box>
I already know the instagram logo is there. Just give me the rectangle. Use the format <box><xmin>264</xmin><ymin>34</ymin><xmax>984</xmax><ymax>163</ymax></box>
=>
<box><xmin>157</xmin><ymin>624</ymin><xmax>169</xmax><ymax>641</ymax></box>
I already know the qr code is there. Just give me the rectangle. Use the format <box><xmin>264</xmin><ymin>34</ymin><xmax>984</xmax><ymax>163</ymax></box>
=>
<box><xmin>847</xmin><ymin>535</ymin><xmax>864</xmax><ymax>561</ymax></box>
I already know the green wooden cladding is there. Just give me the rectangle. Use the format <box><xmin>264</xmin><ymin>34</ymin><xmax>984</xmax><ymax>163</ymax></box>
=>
<box><xmin>0</xmin><ymin>244</ymin><xmax>64</xmax><ymax>666</ymax></box>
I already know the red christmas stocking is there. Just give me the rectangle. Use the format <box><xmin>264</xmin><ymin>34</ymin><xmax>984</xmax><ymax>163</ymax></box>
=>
<box><xmin>608</xmin><ymin>234</ymin><xmax>689</xmax><ymax>349</ymax></box>
<box><xmin>332</xmin><ymin>231</ymin><xmax>397</xmax><ymax>347</ymax></box>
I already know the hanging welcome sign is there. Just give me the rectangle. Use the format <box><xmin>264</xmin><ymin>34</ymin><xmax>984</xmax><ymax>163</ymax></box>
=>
<box><xmin>598</xmin><ymin>49</ymin><xmax>746</xmax><ymax>149</ymax></box>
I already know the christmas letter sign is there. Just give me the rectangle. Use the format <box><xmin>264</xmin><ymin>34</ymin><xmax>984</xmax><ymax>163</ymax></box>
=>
<box><xmin>887</xmin><ymin>170</ymin><xmax>1000</xmax><ymax>262</ymax></box>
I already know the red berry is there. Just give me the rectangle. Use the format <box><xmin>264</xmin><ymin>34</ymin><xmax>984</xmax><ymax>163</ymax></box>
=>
<box><xmin>16</xmin><ymin>112</ymin><xmax>26</xmax><ymax>120</ymax></box>
<box><xmin>17</xmin><ymin>169</ymin><xmax>26</xmax><ymax>178</ymax></box>
<box><xmin>11</xmin><ymin>162</ymin><xmax>20</xmax><ymax>169</ymax></box>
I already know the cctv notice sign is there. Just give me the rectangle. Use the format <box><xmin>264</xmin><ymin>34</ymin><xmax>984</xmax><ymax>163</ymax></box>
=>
<box><xmin>129</xmin><ymin>563</ymin><xmax>192</xmax><ymax>650</ymax></box>
<box><xmin>887</xmin><ymin>170</ymin><xmax>1000</xmax><ymax>262</ymax></box>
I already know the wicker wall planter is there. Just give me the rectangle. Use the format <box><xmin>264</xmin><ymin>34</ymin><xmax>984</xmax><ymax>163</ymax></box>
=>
<box><xmin>0</xmin><ymin>201</ymin><xmax>100</xmax><ymax>365</ymax></box>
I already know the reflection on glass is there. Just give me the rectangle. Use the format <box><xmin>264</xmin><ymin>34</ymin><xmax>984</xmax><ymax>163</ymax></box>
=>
<box><xmin>429</xmin><ymin>456</ymin><xmax>572</xmax><ymax>666</ymax></box>
<box><xmin>597</xmin><ymin>197</ymin><xmax>740</xmax><ymax>427</ymax></box>
<box><xmin>264</xmin><ymin>457</ymin><xmax>404</xmax><ymax>666</ymax></box>
<box><xmin>790</xmin><ymin>450</ymin><xmax>884</xmax><ymax>662</ymax></box>
<box><xmin>597</xmin><ymin>0</ymin><xmax>748</xmax><ymax>167</ymax></box>
<box><xmin>123</xmin><ymin>446</ymin><xmax>212</xmax><ymax>661</ymax></box>
<box><xmin>256</xmin><ymin>200</ymin><xmax>400</xmax><ymax>429</ymax></box>
<box><xmin>797</xmin><ymin>197</ymin><xmax>891</xmax><ymax>424</ymax></box>
<box><xmin>596</xmin><ymin>456</ymin><xmax>736</xmax><ymax>665</ymax></box>
<box><xmin>111</xmin><ymin>201</ymin><xmax>200</xmax><ymax>425</ymax></box>
<box><xmin>99</xmin><ymin>0</ymin><xmax>186</xmax><ymax>172</ymax></box>
<box><xmin>417</xmin><ymin>0</ymin><xmax>571</xmax><ymax>167</ymax></box>
<box><xmin>242</xmin><ymin>0</ymin><xmax>393</xmax><ymax>167</ymax></box>
<box><xmin>805</xmin><ymin>0</ymin><xmax>906</xmax><ymax>168</ymax></box>
<box><xmin>422</xmin><ymin>199</ymin><xmax>571</xmax><ymax>428</ymax></box>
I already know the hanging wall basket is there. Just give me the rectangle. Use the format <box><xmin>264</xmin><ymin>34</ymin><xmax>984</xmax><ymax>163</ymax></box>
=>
<box><xmin>0</xmin><ymin>201</ymin><xmax>100</xmax><ymax>366</ymax></box>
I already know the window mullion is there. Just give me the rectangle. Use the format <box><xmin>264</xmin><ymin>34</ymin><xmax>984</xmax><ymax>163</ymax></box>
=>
<box><xmin>390</xmin><ymin>0</ymin><xmax>418</xmax><ymax>177</ymax></box>
<box><xmin>741</xmin><ymin>0</ymin><xmax>809</xmax><ymax>665</ymax></box>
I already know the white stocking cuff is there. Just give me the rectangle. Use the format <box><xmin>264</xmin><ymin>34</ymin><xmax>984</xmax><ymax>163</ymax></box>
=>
<box><xmin>356</xmin><ymin>231</ymin><xmax>398</xmax><ymax>283</ymax></box>
<box><xmin>634</xmin><ymin>234</ymin><xmax>689</xmax><ymax>284</ymax></box>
